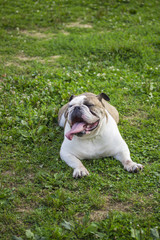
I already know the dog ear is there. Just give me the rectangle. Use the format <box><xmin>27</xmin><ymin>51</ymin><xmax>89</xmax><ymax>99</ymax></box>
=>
<box><xmin>69</xmin><ymin>95</ymin><xmax>75</xmax><ymax>102</ymax></box>
<box><xmin>97</xmin><ymin>93</ymin><xmax>110</xmax><ymax>102</ymax></box>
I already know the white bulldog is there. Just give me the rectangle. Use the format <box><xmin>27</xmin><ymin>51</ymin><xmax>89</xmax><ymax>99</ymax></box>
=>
<box><xmin>58</xmin><ymin>92</ymin><xmax>143</xmax><ymax>178</ymax></box>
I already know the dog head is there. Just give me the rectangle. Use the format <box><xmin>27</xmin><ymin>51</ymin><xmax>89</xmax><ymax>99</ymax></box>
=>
<box><xmin>65</xmin><ymin>92</ymin><xmax>110</xmax><ymax>140</ymax></box>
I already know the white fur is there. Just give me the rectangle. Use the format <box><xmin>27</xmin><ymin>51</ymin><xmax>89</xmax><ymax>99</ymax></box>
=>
<box><xmin>59</xmin><ymin>99</ymin><xmax>143</xmax><ymax>177</ymax></box>
<box><xmin>59</xmin><ymin>113</ymin><xmax>66</xmax><ymax>127</ymax></box>
<box><xmin>69</xmin><ymin>95</ymin><xmax>86</xmax><ymax>106</ymax></box>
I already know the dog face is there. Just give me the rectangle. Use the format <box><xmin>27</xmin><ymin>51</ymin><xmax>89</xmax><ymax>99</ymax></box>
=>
<box><xmin>65</xmin><ymin>93</ymin><xmax>110</xmax><ymax>140</ymax></box>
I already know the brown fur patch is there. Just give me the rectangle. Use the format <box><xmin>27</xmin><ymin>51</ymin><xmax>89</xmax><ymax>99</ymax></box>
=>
<box><xmin>101</xmin><ymin>99</ymin><xmax>119</xmax><ymax>124</ymax></box>
<box><xmin>82</xmin><ymin>92</ymin><xmax>119</xmax><ymax>124</ymax></box>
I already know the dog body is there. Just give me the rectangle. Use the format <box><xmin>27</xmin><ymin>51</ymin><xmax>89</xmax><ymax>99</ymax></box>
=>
<box><xmin>58</xmin><ymin>92</ymin><xmax>143</xmax><ymax>177</ymax></box>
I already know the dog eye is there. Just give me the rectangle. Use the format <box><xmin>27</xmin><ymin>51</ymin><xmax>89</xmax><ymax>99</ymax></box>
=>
<box><xmin>85</xmin><ymin>103</ymin><xmax>94</xmax><ymax>107</ymax></box>
<box><xmin>69</xmin><ymin>105</ymin><xmax>73</xmax><ymax>108</ymax></box>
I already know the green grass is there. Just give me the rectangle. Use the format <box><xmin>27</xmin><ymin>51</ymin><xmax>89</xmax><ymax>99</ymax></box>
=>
<box><xmin>0</xmin><ymin>0</ymin><xmax>160</xmax><ymax>239</ymax></box>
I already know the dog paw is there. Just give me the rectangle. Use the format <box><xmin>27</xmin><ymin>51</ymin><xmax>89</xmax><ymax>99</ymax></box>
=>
<box><xmin>73</xmin><ymin>167</ymin><xmax>89</xmax><ymax>178</ymax></box>
<box><xmin>124</xmin><ymin>161</ymin><xmax>143</xmax><ymax>173</ymax></box>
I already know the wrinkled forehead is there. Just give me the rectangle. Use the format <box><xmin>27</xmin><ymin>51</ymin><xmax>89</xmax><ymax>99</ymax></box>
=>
<box><xmin>70</xmin><ymin>95</ymin><xmax>86</xmax><ymax>105</ymax></box>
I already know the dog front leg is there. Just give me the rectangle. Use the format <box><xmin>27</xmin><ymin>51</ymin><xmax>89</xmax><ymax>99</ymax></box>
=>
<box><xmin>60</xmin><ymin>150</ymin><xmax>89</xmax><ymax>178</ymax></box>
<box><xmin>114</xmin><ymin>150</ymin><xmax>143</xmax><ymax>173</ymax></box>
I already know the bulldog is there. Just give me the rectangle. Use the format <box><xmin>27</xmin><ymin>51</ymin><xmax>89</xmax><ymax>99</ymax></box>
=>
<box><xmin>58</xmin><ymin>92</ymin><xmax>143</xmax><ymax>178</ymax></box>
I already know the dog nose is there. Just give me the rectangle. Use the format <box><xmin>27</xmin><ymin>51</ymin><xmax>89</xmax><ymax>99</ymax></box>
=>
<box><xmin>72</xmin><ymin>106</ymin><xmax>82</xmax><ymax>118</ymax></box>
<box><xmin>74</xmin><ymin>106</ymin><xmax>81</xmax><ymax>111</ymax></box>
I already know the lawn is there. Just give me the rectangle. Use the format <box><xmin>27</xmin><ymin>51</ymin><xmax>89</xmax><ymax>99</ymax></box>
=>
<box><xmin>0</xmin><ymin>0</ymin><xmax>160</xmax><ymax>239</ymax></box>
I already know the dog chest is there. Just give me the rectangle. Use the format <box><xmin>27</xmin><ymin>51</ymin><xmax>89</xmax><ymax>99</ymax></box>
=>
<box><xmin>61</xmin><ymin>132</ymin><xmax>121</xmax><ymax>160</ymax></box>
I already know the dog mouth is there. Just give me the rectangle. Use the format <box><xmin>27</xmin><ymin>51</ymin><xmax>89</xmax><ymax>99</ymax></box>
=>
<box><xmin>65</xmin><ymin>117</ymin><xmax>99</xmax><ymax>141</ymax></box>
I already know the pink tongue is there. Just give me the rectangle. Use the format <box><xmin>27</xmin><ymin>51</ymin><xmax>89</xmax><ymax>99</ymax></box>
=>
<box><xmin>65</xmin><ymin>122</ymin><xmax>86</xmax><ymax>140</ymax></box>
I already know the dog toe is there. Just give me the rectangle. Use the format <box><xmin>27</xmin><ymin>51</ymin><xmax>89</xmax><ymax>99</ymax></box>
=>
<box><xmin>73</xmin><ymin>167</ymin><xmax>89</xmax><ymax>178</ymax></box>
<box><xmin>133</xmin><ymin>167</ymin><xmax>138</xmax><ymax>173</ymax></box>
<box><xmin>124</xmin><ymin>162</ymin><xmax>143</xmax><ymax>173</ymax></box>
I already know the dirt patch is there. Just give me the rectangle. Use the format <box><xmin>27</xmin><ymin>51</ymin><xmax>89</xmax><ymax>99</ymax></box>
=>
<box><xmin>1</xmin><ymin>170</ymin><xmax>15</xmax><ymax>176</ymax></box>
<box><xmin>4</xmin><ymin>55</ymin><xmax>43</xmax><ymax>66</ymax></box>
<box><xmin>5</xmin><ymin>62</ymin><xmax>23</xmax><ymax>68</ymax></box>
<box><xmin>66</xmin><ymin>22</ymin><xmax>92</xmax><ymax>28</ymax></box>
<box><xmin>16</xmin><ymin>206</ymin><xmax>32</xmax><ymax>213</ymax></box>
<box><xmin>89</xmin><ymin>194</ymin><xmax>154</xmax><ymax>222</ymax></box>
<box><xmin>76</xmin><ymin>196</ymin><xmax>132</xmax><ymax>222</ymax></box>
<box><xmin>90</xmin><ymin>201</ymin><xmax>131</xmax><ymax>221</ymax></box>
<box><xmin>16</xmin><ymin>55</ymin><xmax>41</xmax><ymax>61</ymax></box>
<box><xmin>130</xmin><ymin>193</ymin><xmax>154</xmax><ymax>203</ymax></box>
<box><xmin>60</xmin><ymin>30</ymin><xmax>70</xmax><ymax>35</ymax></box>
<box><xmin>21</xmin><ymin>30</ymin><xmax>55</xmax><ymax>39</ymax></box>
<box><xmin>90</xmin><ymin>210</ymin><xmax>108</xmax><ymax>221</ymax></box>
<box><xmin>21</xmin><ymin>29</ymin><xmax>70</xmax><ymax>38</ymax></box>
<box><xmin>4</xmin><ymin>54</ymin><xmax>61</xmax><ymax>67</ymax></box>
<box><xmin>123</xmin><ymin>111</ymin><xmax>148</xmax><ymax>121</ymax></box>
<box><xmin>47</xmin><ymin>55</ymin><xmax>61</xmax><ymax>62</ymax></box>
<box><xmin>16</xmin><ymin>199</ymin><xmax>37</xmax><ymax>214</ymax></box>
<box><xmin>16</xmin><ymin>54</ymin><xmax>61</xmax><ymax>63</ymax></box>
